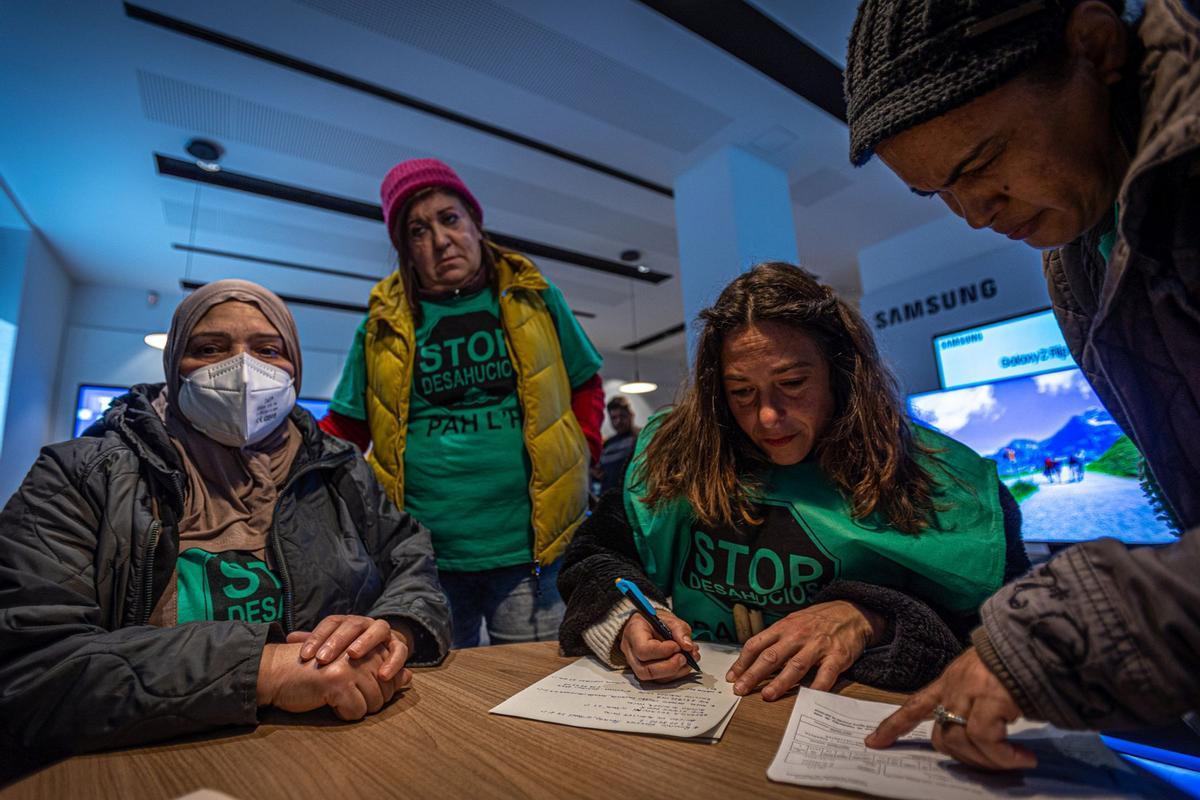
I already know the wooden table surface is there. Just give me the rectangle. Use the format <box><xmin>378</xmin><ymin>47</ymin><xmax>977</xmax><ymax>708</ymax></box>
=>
<box><xmin>3</xmin><ymin>641</ymin><xmax>908</xmax><ymax>800</ymax></box>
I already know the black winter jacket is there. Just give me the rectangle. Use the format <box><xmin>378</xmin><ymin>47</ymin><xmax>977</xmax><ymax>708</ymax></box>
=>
<box><xmin>0</xmin><ymin>384</ymin><xmax>451</xmax><ymax>764</ymax></box>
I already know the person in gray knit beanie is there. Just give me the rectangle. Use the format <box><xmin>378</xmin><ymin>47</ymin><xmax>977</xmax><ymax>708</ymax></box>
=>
<box><xmin>846</xmin><ymin>0</ymin><xmax>1131</xmax><ymax>248</ymax></box>
<box><xmin>847</xmin><ymin>0</ymin><xmax>1200</xmax><ymax>774</ymax></box>
<box><xmin>846</xmin><ymin>0</ymin><xmax>1091</xmax><ymax>168</ymax></box>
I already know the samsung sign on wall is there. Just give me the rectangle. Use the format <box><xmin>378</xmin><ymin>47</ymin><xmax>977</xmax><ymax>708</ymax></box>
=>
<box><xmin>871</xmin><ymin>278</ymin><xmax>999</xmax><ymax>331</ymax></box>
<box><xmin>859</xmin><ymin>247</ymin><xmax>1052</xmax><ymax>393</ymax></box>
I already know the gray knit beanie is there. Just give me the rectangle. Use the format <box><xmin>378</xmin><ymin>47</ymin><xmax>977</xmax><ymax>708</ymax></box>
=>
<box><xmin>846</xmin><ymin>0</ymin><xmax>1075</xmax><ymax>166</ymax></box>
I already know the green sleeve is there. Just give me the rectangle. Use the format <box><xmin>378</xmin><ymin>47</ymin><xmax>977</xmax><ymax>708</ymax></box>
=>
<box><xmin>328</xmin><ymin>316</ymin><xmax>370</xmax><ymax>421</ymax></box>
<box><xmin>541</xmin><ymin>281</ymin><xmax>603</xmax><ymax>388</ymax></box>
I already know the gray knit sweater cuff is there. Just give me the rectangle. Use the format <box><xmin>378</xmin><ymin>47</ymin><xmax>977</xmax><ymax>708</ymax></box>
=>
<box><xmin>580</xmin><ymin>598</ymin><xmax>670</xmax><ymax>668</ymax></box>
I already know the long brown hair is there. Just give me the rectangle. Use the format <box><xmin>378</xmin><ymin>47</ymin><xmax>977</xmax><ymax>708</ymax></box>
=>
<box><xmin>639</xmin><ymin>262</ymin><xmax>937</xmax><ymax>534</ymax></box>
<box><xmin>388</xmin><ymin>187</ymin><xmax>497</xmax><ymax>325</ymax></box>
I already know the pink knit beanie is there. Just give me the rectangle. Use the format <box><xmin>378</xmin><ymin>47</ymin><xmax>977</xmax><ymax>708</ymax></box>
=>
<box><xmin>379</xmin><ymin>159</ymin><xmax>483</xmax><ymax>242</ymax></box>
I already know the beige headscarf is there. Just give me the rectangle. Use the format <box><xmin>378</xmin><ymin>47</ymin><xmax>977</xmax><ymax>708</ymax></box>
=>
<box><xmin>159</xmin><ymin>279</ymin><xmax>304</xmax><ymax>556</ymax></box>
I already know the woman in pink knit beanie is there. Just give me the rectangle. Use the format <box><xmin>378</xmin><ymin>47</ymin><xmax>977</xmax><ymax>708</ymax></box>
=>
<box><xmin>320</xmin><ymin>158</ymin><xmax>606</xmax><ymax>650</ymax></box>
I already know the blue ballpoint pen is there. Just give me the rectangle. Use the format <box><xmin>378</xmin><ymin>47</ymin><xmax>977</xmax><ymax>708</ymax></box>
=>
<box><xmin>614</xmin><ymin>578</ymin><xmax>701</xmax><ymax>672</ymax></box>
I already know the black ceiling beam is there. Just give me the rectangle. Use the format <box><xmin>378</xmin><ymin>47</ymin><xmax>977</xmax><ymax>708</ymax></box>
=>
<box><xmin>623</xmin><ymin>322</ymin><xmax>685</xmax><ymax>351</ymax></box>
<box><xmin>125</xmin><ymin>3</ymin><xmax>672</xmax><ymax>197</ymax></box>
<box><xmin>485</xmin><ymin>232</ymin><xmax>671</xmax><ymax>284</ymax></box>
<box><xmin>181</xmin><ymin>279</ymin><xmax>368</xmax><ymax>314</ymax></box>
<box><xmin>180</xmin><ymin>277</ymin><xmax>596</xmax><ymax>319</ymax></box>
<box><xmin>157</xmin><ymin>154</ymin><xmax>379</xmax><ymax>218</ymax></box>
<box><xmin>173</xmin><ymin>243</ymin><xmax>381</xmax><ymax>283</ymax></box>
<box><xmin>156</xmin><ymin>154</ymin><xmax>672</xmax><ymax>284</ymax></box>
<box><xmin>636</xmin><ymin>0</ymin><xmax>847</xmax><ymax>123</ymax></box>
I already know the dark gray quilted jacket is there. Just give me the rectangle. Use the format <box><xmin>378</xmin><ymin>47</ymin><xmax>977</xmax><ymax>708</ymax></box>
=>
<box><xmin>976</xmin><ymin>0</ymin><xmax>1200</xmax><ymax>730</ymax></box>
<box><xmin>0</xmin><ymin>384</ymin><xmax>451</xmax><ymax>762</ymax></box>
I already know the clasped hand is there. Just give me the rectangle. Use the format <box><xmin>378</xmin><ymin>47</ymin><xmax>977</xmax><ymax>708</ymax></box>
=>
<box><xmin>618</xmin><ymin>601</ymin><xmax>883</xmax><ymax>699</ymax></box>
<box><xmin>257</xmin><ymin>614</ymin><xmax>414</xmax><ymax>721</ymax></box>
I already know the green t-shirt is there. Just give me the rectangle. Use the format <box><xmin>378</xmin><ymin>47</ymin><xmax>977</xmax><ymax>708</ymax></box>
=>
<box><xmin>330</xmin><ymin>282</ymin><xmax>602</xmax><ymax>571</ymax></box>
<box><xmin>176</xmin><ymin>549</ymin><xmax>283</xmax><ymax>624</ymax></box>
<box><xmin>1097</xmin><ymin>202</ymin><xmax>1120</xmax><ymax>264</ymax></box>
<box><xmin>623</xmin><ymin>415</ymin><xmax>1006</xmax><ymax>643</ymax></box>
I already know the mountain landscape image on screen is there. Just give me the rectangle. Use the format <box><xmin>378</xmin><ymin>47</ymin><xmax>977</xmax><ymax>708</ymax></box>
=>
<box><xmin>985</xmin><ymin>407</ymin><xmax>1121</xmax><ymax>473</ymax></box>
<box><xmin>908</xmin><ymin>369</ymin><xmax>1176</xmax><ymax>544</ymax></box>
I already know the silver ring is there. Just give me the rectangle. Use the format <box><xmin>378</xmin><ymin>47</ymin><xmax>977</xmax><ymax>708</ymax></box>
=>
<box><xmin>933</xmin><ymin>704</ymin><xmax>968</xmax><ymax>726</ymax></box>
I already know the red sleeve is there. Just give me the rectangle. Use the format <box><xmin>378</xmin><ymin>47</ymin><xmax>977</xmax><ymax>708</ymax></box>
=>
<box><xmin>318</xmin><ymin>409</ymin><xmax>373</xmax><ymax>454</ymax></box>
<box><xmin>571</xmin><ymin>373</ymin><xmax>605</xmax><ymax>463</ymax></box>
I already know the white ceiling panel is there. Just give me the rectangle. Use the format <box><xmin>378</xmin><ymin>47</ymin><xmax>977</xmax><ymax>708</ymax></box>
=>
<box><xmin>0</xmin><ymin>0</ymin><xmax>972</xmax><ymax>361</ymax></box>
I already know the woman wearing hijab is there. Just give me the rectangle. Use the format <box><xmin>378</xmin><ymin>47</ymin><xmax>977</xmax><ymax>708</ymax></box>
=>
<box><xmin>320</xmin><ymin>159</ymin><xmax>605</xmax><ymax>648</ymax></box>
<box><xmin>0</xmin><ymin>280</ymin><xmax>450</xmax><ymax>766</ymax></box>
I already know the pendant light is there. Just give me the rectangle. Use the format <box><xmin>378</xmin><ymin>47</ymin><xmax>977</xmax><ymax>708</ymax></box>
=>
<box><xmin>619</xmin><ymin>276</ymin><xmax>657</xmax><ymax>395</ymax></box>
<box><xmin>148</xmin><ymin>139</ymin><xmax>223</xmax><ymax>350</ymax></box>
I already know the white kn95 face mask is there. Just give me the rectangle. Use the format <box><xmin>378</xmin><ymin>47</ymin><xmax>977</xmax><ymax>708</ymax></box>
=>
<box><xmin>178</xmin><ymin>352</ymin><xmax>296</xmax><ymax>447</ymax></box>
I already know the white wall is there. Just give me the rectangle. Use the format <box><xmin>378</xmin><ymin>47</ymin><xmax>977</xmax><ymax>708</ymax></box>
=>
<box><xmin>858</xmin><ymin>215</ymin><xmax>1020</xmax><ymax>294</ymax></box>
<box><xmin>0</xmin><ymin>227</ymin><xmax>32</xmax><ymax>462</ymax></box>
<box><xmin>0</xmin><ymin>235</ymin><xmax>72</xmax><ymax>503</ymax></box>
<box><xmin>858</xmin><ymin>234</ymin><xmax>1050</xmax><ymax>394</ymax></box>
<box><xmin>0</xmin><ymin>177</ymin><xmax>33</xmax><ymax>482</ymax></box>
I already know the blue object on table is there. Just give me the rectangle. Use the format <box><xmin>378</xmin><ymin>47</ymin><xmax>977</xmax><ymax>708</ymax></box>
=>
<box><xmin>614</xmin><ymin>577</ymin><xmax>700</xmax><ymax>673</ymax></box>
<box><xmin>1119</xmin><ymin>755</ymin><xmax>1200</xmax><ymax>798</ymax></box>
<box><xmin>1102</xmin><ymin>720</ymin><xmax>1200</xmax><ymax>772</ymax></box>
<box><xmin>1102</xmin><ymin>719</ymin><xmax>1200</xmax><ymax>798</ymax></box>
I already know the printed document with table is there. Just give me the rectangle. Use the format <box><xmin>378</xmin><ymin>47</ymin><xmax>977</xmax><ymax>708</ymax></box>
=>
<box><xmin>768</xmin><ymin>688</ymin><xmax>1180</xmax><ymax>799</ymax></box>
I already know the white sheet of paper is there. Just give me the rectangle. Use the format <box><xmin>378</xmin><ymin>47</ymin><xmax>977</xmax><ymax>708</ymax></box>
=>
<box><xmin>490</xmin><ymin>642</ymin><xmax>742</xmax><ymax>740</ymax></box>
<box><xmin>767</xmin><ymin>689</ymin><xmax>1171</xmax><ymax>799</ymax></box>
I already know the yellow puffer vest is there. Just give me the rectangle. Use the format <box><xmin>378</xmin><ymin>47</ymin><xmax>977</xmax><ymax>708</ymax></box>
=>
<box><xmin>362</xmin><ymin>246</ymin><xmax>589</xmax><ymax>566</ymax></box>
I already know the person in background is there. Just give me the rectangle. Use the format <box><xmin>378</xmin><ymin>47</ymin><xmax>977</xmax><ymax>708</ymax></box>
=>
<box><xmin>593</xmin><ymin>395</ymin><xmax>640</xmax><ymax>496</ymax></box>
<box><xmin>559</xmin><ymin>263</ymin><xmax>1029</xmax><ymax>697</ymax></box>
<box><xmin>1069</xmin><ymin>452</ymin><xmax>1085</xmax><ymax>482</ymax></box>
<box><xmin>0</xmin><ymin>280</ymin><xmax>450</xmax><ymax>767</ymax></box>
<box><xmin>1042</xmin><ymin>456</ymin><xmax>1058</xmax><ymax>484</ymax></box>
<box><xmin>320</xmin><ymin>159</ymin><xmax>604</xmax><ymax>648</ymax></box>
<box><xmin>845</xmin><ymin>0</ymin><xmax>1200</xmax><ymax>769</ymax></box>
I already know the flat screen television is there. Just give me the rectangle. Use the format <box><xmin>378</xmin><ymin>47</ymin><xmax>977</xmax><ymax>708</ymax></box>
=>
<box><xmin>74</xmin><ymin>385</ymin><xmax>331</xmax><ymax>436</ymax></box>
<box><xmin>907</xmin><ymin>367</ymin><xmax>1177</xmax><ymax>545</ymax></box>
<box><xmin>933</xmin><ymin>308</ymin><xmax>1075</xmax><ymax>390</ymax></box>
<box><xmin>295</xmin><ymin>398</ymin><xmax>330</xmax><ymax>421</ymax></box>
<box><xmin>73</xmin><ymin>384</ymin><xmax>128</xmax><ymax>437</ymax></box>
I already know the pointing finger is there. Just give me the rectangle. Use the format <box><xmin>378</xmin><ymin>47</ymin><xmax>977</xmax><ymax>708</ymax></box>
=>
<box><xmin>866</xmin><ymin>689</ymin><xmax>938</xmax><ymax>748</ymax></box>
